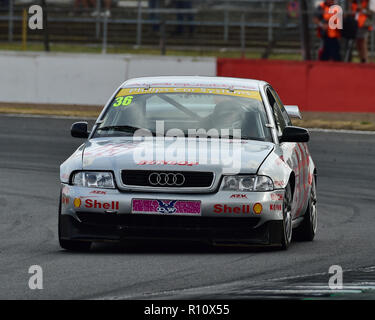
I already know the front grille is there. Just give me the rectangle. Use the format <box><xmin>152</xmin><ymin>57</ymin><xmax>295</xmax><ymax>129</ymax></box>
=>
<box><xmin>77</xmin><ymin>212</ymin><xmax>260</xmax><ymax>229</ymax></box>
<box><xmin>121</xmin><ymin>170</ymin><xmax>214</xmax><ymax>188</ymax></box>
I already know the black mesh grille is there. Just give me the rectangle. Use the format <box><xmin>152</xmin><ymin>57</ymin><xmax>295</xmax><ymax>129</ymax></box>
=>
<box><xmin>121</xmin><ymin>170</ymin><xmax>214</xmax><ymax>188</ymax></box>
<box><xmin>77</xmin><ymin>212</ymin><xmax>260</xmax><ymax>229</ymax></box>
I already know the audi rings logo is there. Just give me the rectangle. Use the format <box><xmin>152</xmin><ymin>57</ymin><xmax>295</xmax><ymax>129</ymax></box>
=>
<box><xmin>148</xmin><ymin>172</ymin><xmax>186</xmax><ymax>187</ymax></box>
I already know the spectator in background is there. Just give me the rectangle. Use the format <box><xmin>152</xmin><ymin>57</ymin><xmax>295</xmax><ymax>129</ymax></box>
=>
<box><xmin>0</xmin><ymin>0</ymin><xmax>9</xmax><ymax>9</ymax></box>
<box><xmin>103</xmin><ymin>0</ymin><xmax>112</xmax><ymax>17</ymax></box>
<box><xmin>342</xmin><ymin>3</ymin><xmax>358</xmax><ymax>61</ymax></box>
<box><xmin>149</xmin><ymin>0</ymin><xmax>160</xmax><ymax>32</ymax></box>
<box><xmin>70</xmin><ymin>0</ymin><xmax>91</xmax><ymax>16</ymax></box>
<box><xmin>287</xmin><ymin>1</ymin><xmax>299</xmax><ymax>19</ymax></box>
<box><xmin>314</xmin><ymin>0</ymin><xmax>342</xmax><ymax>61</ymax></box>
<box><xmin>175</xmin><ymin>0</ymin><xmax>194</xmax><ymax>35</ymax></box>
<box><xmin>349</xmin><ymin>0</ymin><xmax>373</xmax><ymax>63</ymax></box>
<box><xmin>70</xmin><ymin>0</ymin><xmax>111</xmax><ymax>17</ymax></box>
<box><xmin>91</xmin><ymin>0</ymin><xmax>112</xmax><ymax>18</ymax></box>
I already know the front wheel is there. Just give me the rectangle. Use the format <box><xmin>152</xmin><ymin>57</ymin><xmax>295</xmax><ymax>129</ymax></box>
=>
<box><xmin>280</xmin><ymin>182</ymin><xmax>293</xmax><ymax>250</ymax></box>
<box><xmin>294</xmin><ymin>177</ymin><xmax>318</xmax><ymax>241</ymax></box>
<box><xmin>58</xmin><ymin>192</ymin><xmax>92</xmax><ymax>252</ymax></box>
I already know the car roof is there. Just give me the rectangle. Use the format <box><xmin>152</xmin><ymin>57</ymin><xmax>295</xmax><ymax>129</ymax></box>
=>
<box><xmin>121</xmin><ymin>76</ymin><xmax>265</xmax><ymax>91</ymax></box>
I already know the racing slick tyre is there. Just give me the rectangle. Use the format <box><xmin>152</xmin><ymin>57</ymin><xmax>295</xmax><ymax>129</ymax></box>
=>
<box><xmin>280</xmin><ymin>182</ymin><xmax>293</xmax><ymax>250</ymax></box>
<box><xmin>294</xmin><ymin>177</ymin><xmax>318</xmax><ymax>241</ymax></box>
<box><xmin>58</xmin><ymin>193</ymin><xmax>92</xmax><ymax>252</ymax></box>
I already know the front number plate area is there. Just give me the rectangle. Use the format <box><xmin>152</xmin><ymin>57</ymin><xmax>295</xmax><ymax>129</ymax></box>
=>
<box><xmin>131</xmin><ymin>199</ymin><xmax>201</xmax><ymax>216</ymax></box>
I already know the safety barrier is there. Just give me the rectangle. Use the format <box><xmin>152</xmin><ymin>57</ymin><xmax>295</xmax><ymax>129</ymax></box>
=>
<box><xmin>1</xmin><ymin>51</ymin><xmax>374</xmax><ymax>111</ymax></box>
<box><xmin>0</xmin><ymin>51</ymin><xmax>216</xmax><ymax>105</ymax></box>
<box><xmin>217</xmin><ymin>58</ymin><xmax>375</xmax><ymax>113</ymax></box>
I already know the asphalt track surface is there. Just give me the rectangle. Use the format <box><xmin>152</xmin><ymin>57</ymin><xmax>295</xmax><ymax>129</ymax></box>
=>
<box><xmin>0</xmin><ymin>114</ymin><xmax>375</xmax><ymax>300</ymax></box>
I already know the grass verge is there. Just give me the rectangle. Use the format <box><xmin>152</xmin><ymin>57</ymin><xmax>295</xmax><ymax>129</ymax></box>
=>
<box><xmin>0</xmin><ymin>42</ymin><xmax>303</xmax><ymax>60</ymax></box>
<box><xmin>0</xmin><ymin>42</ymin><xmax>371</xmax><ymax>63</ymax></box>
<box><xmin>1</xmin><ymin>104</ymin><xmax>375</xmax><ymax>131</ymax></box>
<box><xmin>294</xmin><ymin>112</ymin><xmax>375</xmax><ymax>131</ymax></box>
<box><xmin>0</xmin><ymin>103</ymin><xmax>102</xmax><ymax>118</ymax></box>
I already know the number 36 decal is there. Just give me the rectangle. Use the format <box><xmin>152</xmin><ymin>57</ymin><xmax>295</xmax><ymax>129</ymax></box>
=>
<box><xmin>113</xmin><ymin>95</ymin><xmax>134</xmax><ymax>107</ymax></box>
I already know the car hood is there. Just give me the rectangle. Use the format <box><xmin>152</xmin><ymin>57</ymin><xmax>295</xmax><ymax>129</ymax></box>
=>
<box><xmin>82</xmin><ymin>137</ymin><xmax>274</xmax><ymax>177</ymax></box>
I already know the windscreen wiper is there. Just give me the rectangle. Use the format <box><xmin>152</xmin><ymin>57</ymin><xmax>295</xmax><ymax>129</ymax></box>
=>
<box><xmin>96</xmin><ymin>125</ymin><xmax>155</xmax><ymax>135</ymax></box>
<box><xmin>240</xmin><ymin>136</ymin><xmax>264</xmax><ymax>141</ymax></box>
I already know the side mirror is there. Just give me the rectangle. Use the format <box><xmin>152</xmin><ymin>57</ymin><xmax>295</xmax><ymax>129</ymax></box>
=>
<box><xmin>71</xmin><ymin>122</ymin><xmax>89</xmax><ymax>138</ymax></box>
<box><xmin>285</xmin><ymin>105</ymin><xmax>302</xmax><ymax>120</ymax></box>
<box><xmin>280</xmin><ymin>126</ymin><xmax>309</xmax><ymax>143</ymax></box>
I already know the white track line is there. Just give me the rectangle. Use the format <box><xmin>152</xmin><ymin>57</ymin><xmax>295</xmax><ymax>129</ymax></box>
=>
<box><xmin>309</xmin><ymin>128</ymin><xmax>375</xmax><ymax>135</ymax></box>
<box><xmin>95</xmin><ymin>266</ymin><xmax>375</xmax><ymax>300</ymax></box>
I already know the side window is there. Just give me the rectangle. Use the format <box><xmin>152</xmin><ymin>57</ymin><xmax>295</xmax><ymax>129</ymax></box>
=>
<box><xmin>271</xmin><ymin>88</ymin><xmax>292</xmax><ymax>126</ymax></box>
<box><xmin>266</xmin><ymin>88</ymin><xmax>286</xmax><ymax>137</ymax></box>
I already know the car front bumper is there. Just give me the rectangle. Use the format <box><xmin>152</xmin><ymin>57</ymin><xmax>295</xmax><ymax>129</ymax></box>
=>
<box><xmin>60</xmin><ymin>184</ymin><xmax>285</xmax><ymax>245</ymax></box>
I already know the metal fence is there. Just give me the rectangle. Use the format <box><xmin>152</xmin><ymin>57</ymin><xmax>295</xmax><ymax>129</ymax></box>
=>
<box><xmin>0</xmin><ymin>0</ymin><xmax>374</xmax><ymax>58</ymax></box>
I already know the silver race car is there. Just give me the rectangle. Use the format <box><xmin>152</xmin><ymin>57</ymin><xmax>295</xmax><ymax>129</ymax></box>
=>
<box><xmin>59</xmin><ymin>76</ymin><xmax>317</xmax><ymax>251</ymax></box>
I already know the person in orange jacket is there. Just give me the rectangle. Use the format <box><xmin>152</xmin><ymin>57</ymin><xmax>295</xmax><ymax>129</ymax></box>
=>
<box><xmin>349</xmin><ymin>0</ymin><xmax>373</xmax><ymax>63</ymax></box>
<box><xmin>314</xmin><ymin>0</ymin><xmax>342</xmax><ymax>61</ymax></box>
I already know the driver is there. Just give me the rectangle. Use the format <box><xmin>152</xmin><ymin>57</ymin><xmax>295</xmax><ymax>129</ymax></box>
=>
<box><xmin>200</xmin><ymin>95</ymin><xmax>245</xmax><ymax>132</ymax></box>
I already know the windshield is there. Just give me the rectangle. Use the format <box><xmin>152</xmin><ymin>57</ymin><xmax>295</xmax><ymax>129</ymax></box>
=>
<box><xmin>93</xmin><ymin>87</ymin><xmax>272</xmax><ymax>142</ymax></box>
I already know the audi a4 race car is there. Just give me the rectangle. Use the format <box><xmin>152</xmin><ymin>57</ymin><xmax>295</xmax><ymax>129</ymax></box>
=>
<box><xmin>59</xmin><ymin>76</ymin><xmax>317</xmax><ymax>251</ymax></box>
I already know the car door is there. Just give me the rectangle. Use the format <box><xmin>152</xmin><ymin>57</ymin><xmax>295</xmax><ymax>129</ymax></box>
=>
<box><xmin>266</xmin><ymin>87</ymin><xmax>309</xmax><ymax>219</ymax></box>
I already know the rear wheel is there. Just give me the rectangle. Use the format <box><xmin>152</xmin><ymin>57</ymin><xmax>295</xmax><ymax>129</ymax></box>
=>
<box><xmin>280</xmin><ymin>183</ymin><xmax>293</xmax><ymax>250</ymax></box>
<box><xmin>294</xmin><ymin>177</ymin><xmax>317</xmax><ymax>241</ymax></box>
<box><xmin>58</xmin><ymin>192</ymin><xmax>91</xmax><ymax>252</ymax></box>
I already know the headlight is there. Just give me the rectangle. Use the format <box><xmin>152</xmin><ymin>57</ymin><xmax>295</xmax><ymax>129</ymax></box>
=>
<box><xmin>221</xmin><ymin>175</ymin><xmax>274</xmax><ymax>191</ymax></box>
<box><xmin>72</xmin><ymin>171</ymin><xmax>115</xmax><ymax>189</ymax></box>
